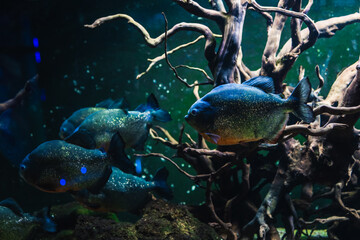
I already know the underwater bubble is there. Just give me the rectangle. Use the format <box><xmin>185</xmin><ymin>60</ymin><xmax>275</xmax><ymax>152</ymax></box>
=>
<box><xmin>186</xmin><ymin>190</ymin><xmax>190</xmax><ymax>194</ymax></box>
<box><xmin>100</xmin><ymin>77</ymin><xmax>104</xmax><ymax>81</ymax></box>
<box><xmin>141</xmin><ymin>175</ymin><xmax>146</xmax><ymax>179</ymax></box>
<box><xmin>30</xmin><ymin>133</ymin><xmax>33</xmax><ymax>137</ymax></box>
<box><xmin>86</xmin><ymin>70</ymin><xmax>90</xmax><ymax>74</ymax></box>
<box><xmin>64</xmin><ymin>74</ymin><xmax>68</xmax><ymax>79</ymax></box>
<box><xmin>170</xmin><ymin>184</ymin><xmax>174</xmax><ymax>188</ymax></box>
<box><xmin>91</xmin><ymin>76</ymin><xmax>94</xmax><ymax>80</ymax></box>
<box><xmin>181</xmin><ymin>163</ymin><xmax>185</xmax><ymax>167</ymax></box>
<box><xmin>110</xmin><ymin>89</ymin><xmax>115</xmax><ymax>92</ymax></box>
<box><xmin>160</xmin><ymin>158</ymin><xmax>165</xmax><ymax>162</ymax></box>
<box><xmin>60</xmin><ymin>179</ymin><xmax>66</xmax><ymax>186</ymax></box>
<box><xmin>81</xmin><ymin>167</ymin><xmax>87</xmax><ymax>174</ymax></box>
<box><xmin>49</xmin><ymin>110</ymin><xmax>53</xmax><ymax>114</ymax></box>
<box><xmin>42</xmin><ymin>124</ymin><xmax>46</xmax><ymax>128</ymax></box>
<box><xmin>73</xmin><ymin>80</ymin><xmax>78</xmax><ymax>86</ymax></box>
<box><xmin>191</xmin><ymin>185</ymin><xmax>196</xmax><ymax>191</ymax></box>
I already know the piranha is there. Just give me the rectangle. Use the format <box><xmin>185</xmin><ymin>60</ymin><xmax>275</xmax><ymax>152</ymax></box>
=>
<box><xmin>59</xmin><ymin>97</ymin><xmax>128</xmax><ymax>139</ymax></box>
<box><xmin>65</xmin><ymin>94</ymin><xmax>171</xmax><ymax>151</ymax></box>
<box><xmin>72</xmin><ymin>166</ymin><xmax>173</xmax><ymax>212</ymax></box>
<box><xmin>0</xmin><ymin>198</ymin><xmax>56</xmax><ymax>240</ymax></box>
<box><xmin>19</xmin><ymin>133</ymin><xmax>135</xmax><ymax>193</ymax></box>
<box><xmin>185</xmin><ymin>76</ymin><xmax>314</xmax><ymax>145</ymax></box>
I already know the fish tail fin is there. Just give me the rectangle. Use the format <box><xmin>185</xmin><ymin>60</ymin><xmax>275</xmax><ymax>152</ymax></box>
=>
<box><xmin>152</xmin><ymin>167</ymin><xmax>173</xmax><ymax>200</ymax></box>
<box><xmin>40</xmin><ymin>207</ymin><xmax>57</xmax><ymax>233</ymax></box>
<box><xmin>108</xmin><ymin>132</ymin><xmax>136</xmax><ymax>175</ymax></box>
<box><xmin>287</xmin><ymin>77</ymin><xmax>315</xmax><ymax>123</ymax></box>
<box><xmin>135</xmin><ymin>94</ymin><xmax>172</xmax><ymax>122</ymax></box>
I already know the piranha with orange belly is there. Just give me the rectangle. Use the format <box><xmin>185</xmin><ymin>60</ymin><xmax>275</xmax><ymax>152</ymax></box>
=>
<box><xmin>185</xmin><ymin>76</ymin><xmax>314</xmax><ymax>145</ymax></box>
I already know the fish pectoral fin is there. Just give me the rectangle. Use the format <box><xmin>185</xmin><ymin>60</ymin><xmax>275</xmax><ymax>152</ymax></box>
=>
<box><xmin>205</xmin><ymin>133</ymin><xmax>221</xmax><ymax>144</ymax></box>
<box><xmin>65</xmin><ymin>129</ymin><xmax>96</xmax><ymax>149</ymax></box>
<box><xmin>108</xmin><ymin>132</ymin><xmax>136</xmax><ymax>174</ymax></box>
<box><xmin>0</xmin><ymin>198</ymin><xmax>24</xmax><ymax>217</ymax></box>
<box><xmin>242</xmin><ymin>76</ymin><xmax>275</xmax><ymax>93</ymax></box>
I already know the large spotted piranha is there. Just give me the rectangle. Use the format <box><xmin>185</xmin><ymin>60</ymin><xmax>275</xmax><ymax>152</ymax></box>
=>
<box><xmin>72</xmin><ymin>166</ymin><xmax>172</xmax><ymax>212</ymax></box>
<box><xmin>0</xmin><ymin>198</ymin><xmax>56</xmax><ymax>240</ymax></box>
<box><xmin>59</xmin><ymin>97</ymin><xmax>128</xmax><ymax>139</ymax></box>
<box><xmin>65</xmin><ymin>94</ymin><xmax>171</xmax><ymax>151</ymax></box>
<box><xmin>185</xmin><ymin>76</ymin><xmax>315</xmax><ymax>145</ymax></box>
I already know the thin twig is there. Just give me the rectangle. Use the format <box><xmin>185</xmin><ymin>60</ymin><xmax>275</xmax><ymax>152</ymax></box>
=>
<box><xmin>137</xmin><ymin>35</ymin><xmax>220</xmax><ymax>80</ymax></box>
<box><xmin>315</xmin><ymin>65</ymin><xmax>325</xmax><ymax>90</ymax></box>
<box><xmin>138</xmin><ymin>153</ymin><xmax>235</xmax><ymax>181</ymax></box>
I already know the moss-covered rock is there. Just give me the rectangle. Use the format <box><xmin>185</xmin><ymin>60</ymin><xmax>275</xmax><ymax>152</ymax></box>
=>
<box><xmin>30</xmin><ymin>199</ymin><xmax>221</xmax><ymax>240</ymax></box>
<box><xmin>74</xmin><ymin>215</ymin><xmax>136</xmax><ymax>240</ymax></box>
<box><xmin>135</xmin><ymin>199</ymin><xmax>220</xmax><ymax>240</ymax></box>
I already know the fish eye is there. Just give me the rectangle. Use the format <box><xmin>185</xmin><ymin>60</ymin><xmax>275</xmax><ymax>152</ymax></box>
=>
<box><xmin>190</xmin><ymin>109</ymin><xmax>198</xmax><ymax>116</ymax></box>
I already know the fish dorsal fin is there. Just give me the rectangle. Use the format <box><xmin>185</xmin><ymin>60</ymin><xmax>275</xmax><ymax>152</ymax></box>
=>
<box><xmin>135</xmin><ymin>93</ymin><xmax>159</xmax><ymax>112</ymax></box>
<box><xmin>109</xmin><ymin>97</ymin><xmax>130</xmax><ymax>110</ymax></box>
<box><xmin>0</xmin><ymin>198</ymin><xmax>24</xmax><ymax>216</ymax></box>
<box><xmin>65</xmin><ymin>129</ymin><xmax>96</xmax><ymax>149</ymax></box>
<box><xmin>95</xmin><ymin>98</ymin><xmax>115</xmax><ymax>108</ymax></box>
<box><xmin>108</xmin><ymin>132</ymin><xmax>136</xmax><ymax>174</ymax></box>
<box><xmin>242</xmin><ymin>76</ymin><xmax>275</xmax><ymax>93</ymax></box>
<box><xmin>121</xmin><ymin>109</ymin><xmax>129</xmax><ymax>115</ymax></box>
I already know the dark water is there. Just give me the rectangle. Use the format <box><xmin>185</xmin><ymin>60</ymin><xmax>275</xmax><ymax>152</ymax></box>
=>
<box><xmin>0</xmin><ymin>0</ymin><xmax>359</xmax><ymax>211</ymax></box>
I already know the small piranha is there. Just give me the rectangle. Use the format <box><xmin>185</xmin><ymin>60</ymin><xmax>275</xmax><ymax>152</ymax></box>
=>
<box><xmin>19</xmin><ymin>133</ymin><xmax>135</xmax><ymax>193</ymax></box>
<box><xmin>65</xmin><ymin>94</ymin><xmax>171</xmax><ymax>151</ymax></box>
<box><xmin>185</xmin><ymin>76</ymin><xmax>314</xmax><ymax>145</ymax></box>
<box><xmin>0</xmin><ymin>198</ymin><xmax>56</xmax><ymax>240</ymax></box>
<box><xmin>59</xmin><ymin>97</ymin><xmax>129</xmax><ymax>139</ymax></box>
<box><xmin>72</xmin><ymin>166</ymin><xmax>173</xmax><ymax>212</ymax></box>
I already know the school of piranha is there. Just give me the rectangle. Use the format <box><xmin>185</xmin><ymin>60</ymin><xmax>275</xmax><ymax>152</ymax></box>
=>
<box><xmin>0</xmin><ymin>76</ymin><xmax>314</xmax><ymax>239</ymax></box>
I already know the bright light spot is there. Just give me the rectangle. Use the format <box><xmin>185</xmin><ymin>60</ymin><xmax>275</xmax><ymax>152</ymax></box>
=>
<box><xmin>135</xmin><ymin>157</ymin><xmax>142</xmax><ymax>174</ymax></box>
<box><xmin>81</xmin><ymin>167</ymin><xmax>87</xmax><ymax>174</ymax></box>
<box><xmin>191</xmin><ymin>185</ymin><xmax>196</xmax><ymax>191</ymax></box>
<box><xmin>35</xmin><ymin>52</ymin><xmax>41</xmax><ymax>63</ymax></box>
<box><xmin>60</xmin><ymin>179</ymin><xmax>66</xmax><ymax>186</ymax></box>
<box><xmin>33</xmin><ymin>38</ymin><xmax>39</xmax><ymax>48</ymax></box>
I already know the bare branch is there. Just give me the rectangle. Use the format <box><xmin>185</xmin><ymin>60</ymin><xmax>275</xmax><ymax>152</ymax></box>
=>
<box><xmin>314</xmin><ymin>105</ymin><xmax>360</xmax><ymax>116</ymax></box>
<box><xmin>138</xmin><ymin>152</ymin><xmax>234</xmax><ymax>181</ymax></box>
<box><xmin>315</xmin><ymin>65</ymin><xmax>325</xmax><ymax>90</ymax></box>
<box><xmin>193</xmin><ymin>81</ymin><xmax>201</xmax><ymax>100</ymax></box>
<box><xmin>174</xmin><ymin>65</ymin><xmax>214</xmax><ymax>83</ymax></box>
<box><xmin>137</xmin><ymin>34</ymin><xmax>221</xmax><ymax>80</ymax></box>
<box><xmin>183</xmin><ymin>147</ymin><xmax>236</xmax><ymax>159</ymax></box>
<box><xmin>298</xmin><ymin>65</ymin><xmax>305</xmax><ymax>81</ymax></box>
<box><xmin>137</xmin><ymin>35</ymin><xmax>203</xmax><ymax>79</ymax></box>
<box><xmin>300</xmin><ymin>216</ymin><xmax>349</xmax><ymax>227</ymax></box>
<box><xmin>279</xmin><ymin>12</ymin><xmax>360</xmax><ymax>57</ymax></box>
<box><xmin>85</xmin><ymin>14</ymin><xmax>217</xmax><ymax>62</ymax></box>
<box><xmin>209</xmin><ymin>0</ymin><xmax>226</xmax><ymax>13</ymax></box>
<box><xmin>281</xmin><ymin>123</ymin><xmax>348</xmax><ymax>139</ymax></box>
<box><xmin>173</xmin><ymin>0</ymin><xmax>225</xmax><ymax>25</ymax></box>
<box><xmin>290</xmin><ymin>0</ymin><xmax>302</xmax><ymax>49</ymax></box>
